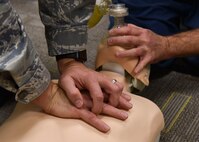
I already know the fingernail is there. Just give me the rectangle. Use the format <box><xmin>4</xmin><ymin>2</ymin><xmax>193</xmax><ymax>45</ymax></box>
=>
<box><xmin>121</xmin><ymin>112</ymin><xmax>128</xmax><ymax>119</ymax></box>
<box><xmin>103</xmin><ymin>124</ymin><xmax>110</xmax><ymax>132</ymax></box>
<box><xmin>128</xmin><ymin>103</ymin><xmax>133</xmax><ymax>108</ymax></box>
<box><xmin>75</xmin><ymin>100</ymin><xmax>83</xmax><ymax>108</ymax></box>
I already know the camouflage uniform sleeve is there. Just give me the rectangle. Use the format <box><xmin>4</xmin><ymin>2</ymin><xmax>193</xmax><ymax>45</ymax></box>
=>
<box><xmin>0</xmin><ymin>1</ymin><xmax>50</xmax><ymax>104</ymax></box>
<box><xmin>38</xmin><ymin>0</ymin><xmax>94</xmax><ymax>56</ymax></box>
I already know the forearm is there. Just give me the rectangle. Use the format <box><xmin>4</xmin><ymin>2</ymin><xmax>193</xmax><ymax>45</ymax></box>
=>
<box><xmin>166</xmin><ymin>28</ymin><xmax>199</xmax><ymax>59</ymax></box>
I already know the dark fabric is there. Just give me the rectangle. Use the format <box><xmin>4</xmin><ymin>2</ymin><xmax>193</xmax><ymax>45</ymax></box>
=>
<box><xmin>150</xmin><ymin>58</ymin><xmax>199</xmax><ymax>80</ymax></box>
<box><xmin>111</xmin><ymin>0</ymin><xmax>199</xmax><ymax>35</ymax></box>
<box><xmin>0</xmin><ymin>87</ymin><xmax>16</xmax><ymax>125</ymax></box>
<box><xmin>0</xmin><ymin>87</ymin><xmax>15</xmax><ymax>106</ymax></box>
<box><xmin>109</xmin><ymin>0</ymin><xmax>199</xmax><ymax>70</ymax></box>
<box><xmin>56</xmin><ymin>50</ymin><xmax>87</xmax><ymax>62</ymax></box>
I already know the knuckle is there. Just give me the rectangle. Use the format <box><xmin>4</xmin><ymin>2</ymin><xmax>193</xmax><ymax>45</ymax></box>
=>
<box><xmin>126</xmin><ymin>28</ymin><xmax>132</xmax><ymax>34</ymax></box>
<box><xmin>87</xmin><ymin>114</ymin><xmax>97</xmax><ymax>121</ymax></box>
<box><xmin>142</xmin><ymin>30</ymin><xmax>151</xmax><ymax>42</ymax></box>
<box><xmin>142</xmin><ymin>29</ymin><xmax>150</xmax><ymax>35</ymax></box>
<box><xmin>143</xmin><ymin>36</ymin><xmax>150</xmax><ymax>44</ymax></box>
<box><xmin>95</xmin><ymin>95</ymin><xmax>104</xmax><ymax>102</ymax></box>
<box><xmin>102</xmin><ymin>103</ymin><xmax>109</xmax><ymax>111</ymax></box>
<box><xmin>112</xmin><ymin>84</ymin><xmax>123</xmax><ymax>95</ymax></box>
<box><xmin>116</xmin><ymin>83</ymin><xmax>124</xmax><ymax>92</ymax></box>
<box><xmin>70</xmin><ymin>90</ymin><xmax>80</xmax><ymax>98</ymax></box>
<box><xmin>137</xmin><ymin>47</ymin><xmax>145</xmax><ymax>55</ymax></box>
<box><xmin>87</xmin><ymin>77</ymin><xmax>94</xmax><ymax>83</ymax></box>
<box><xmin>91</xmin><ymin>71</ymin><xmax>99</xmax><ymax>78</ymax></box>
<box><xmin>142</xmin><ymin>45</ymin><xmax>149</xmax><ymax>52</ymax></box>
<box><xmin>126</xmin><ymin>37</ymin><xmax>133</xmax><ymax>44</ymax></box>
<box><xmin>133</xmin><ymin>48</ymin><xmax>140</xmax><ymax>56</ymax></box>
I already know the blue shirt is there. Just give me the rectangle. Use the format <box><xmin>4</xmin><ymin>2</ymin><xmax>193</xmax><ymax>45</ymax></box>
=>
<box><xmin>110</xmin><ymin>0</ymin><xmax>199</xmax><ymax>67</ymax></box>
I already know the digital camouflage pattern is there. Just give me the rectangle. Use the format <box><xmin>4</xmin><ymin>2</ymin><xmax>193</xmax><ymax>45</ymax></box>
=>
<box><xmin>39</xmin><ymin>0</ymin><xmax>94</xmax><ymax>55</ymax></box>
<box><xmin>0</xmin><ymin>0</ymin><xmax>94</xmax><ymax>103</ymax></box>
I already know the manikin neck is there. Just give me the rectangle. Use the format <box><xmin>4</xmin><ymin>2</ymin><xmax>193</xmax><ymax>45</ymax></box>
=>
<box><xmin>102</xmin><ymin>62</ymin><xmax>125</xmax><ymax>76</ymax></box>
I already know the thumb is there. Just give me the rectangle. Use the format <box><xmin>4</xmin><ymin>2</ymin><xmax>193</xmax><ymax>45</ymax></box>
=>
<box><xmin>134</xmin><ymin>57</ymin><xmax>149</xmax><ymax>74</ymax></box>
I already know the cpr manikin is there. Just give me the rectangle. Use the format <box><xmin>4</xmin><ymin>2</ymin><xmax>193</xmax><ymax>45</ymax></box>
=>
<box><xmin>0</xmin><ymin>79</ymin><xmax>164</xmax><ymax>142</ymax></box>
<box><xmin>0</xmin><ymin>3</ymin><xmax>164</xmax><ymax>142</ymax></box>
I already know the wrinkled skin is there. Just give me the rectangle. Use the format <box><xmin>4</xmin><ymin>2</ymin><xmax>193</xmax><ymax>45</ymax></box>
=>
<box><xmin>57</xmin><ymin>59</ymin><xmax>126</xmax><ymax>114</ymax></box>
<box><xmin>32</xmin><ymin>80</ymin><xmax>132</xmax><ymax>133</ymax></box>
<box><xmin>108</xmin><ymin>24</ymin><xmax>169</xmax><ymax>74</ymax></box>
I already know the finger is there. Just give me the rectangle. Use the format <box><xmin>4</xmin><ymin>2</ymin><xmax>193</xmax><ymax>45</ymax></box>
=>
<box><xmin>82</xmin><ymin>92</ymin><xmax>93</xmax><ymax>109</ymax></box>
<box><xmin>115</xmin><ymin>47</ymin><xmax>143</xmax><ymax>58</ymax></box>
<box><xmin>117</xmin><ymin>96</ymin><xmax>133</xmax><ymax>110</ymax></box>
<box><xmin>109</xmin><ymin>24</ymin><xmax>143</xmax><ymax>36</ymax></box>
<box><xmin>122</xmin><ymin>91</ymin><xmax>134</xmax><ymax>97</ymax></box>
<box><xmin>86</xmin><ymin>80</ymin><xmax>104</xmax><ymax>114</ymax></box>
<box><xmin>108</xmin><ymin>35</ymin><xmax>141</xmax><ymax>48</ymax></box>
<box><xmin>102</xmin><ymin>104</ymin><xmax>128</xmax><ymax>120</ymax></box>
<box><xmin>134</xmin><ymin>56</ymin><xmax>150</xmax><ymax>74</ymax></box>
<box><xmin>54</xmin><ymin>107</ymin><xmax>80</xmax><ymax>119</ymax></box>
<box><xmin>79</xmin><ymin>109</ymin><xmax>110</xmax><ymax>133</ymax></box>
<box><xmin>99</xmin><ymin>77</ymin><xmax>123</xmax><ymax>107</ymax></box>
<box><xmin>59</xmin><ymin>77</ymin><xmax>83</xmax><ymax>108</ymax></box>
<box><xmin>128</xmin><ymin>24</ymin><xmax>144</xmax><ymax>31</ymax></box>
<box><xmin>82</xmin><ymin>92</ymin><xmax>132</xmax><ymax>111</ymax></box>
<box><xmin>121</xmin><ymin>92</ymin><xmax>132</xmax><ymax>101</ymax></box>
<box><xmin>108</xmin><ymin>80</ymin><xmax>123</xmax><ymax>107</ymax></box>
<box><xmin>45</xmin><ymin>93</ymin><xmax>80</xmax><ymax>118</ymax></box>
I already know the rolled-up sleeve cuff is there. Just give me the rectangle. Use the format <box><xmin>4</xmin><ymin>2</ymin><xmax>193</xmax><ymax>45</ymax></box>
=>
<box><xmin>15</xmin><ymin>64</ymin><xmax>51</xmax><ymax>104</ymax></box>
<box><xmin>46</xmin><ymin>25</ymin><xmax>88</xmax><ymax>56</ymax></box>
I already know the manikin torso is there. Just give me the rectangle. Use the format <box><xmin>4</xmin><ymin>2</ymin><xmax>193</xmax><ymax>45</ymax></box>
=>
<box><xmin>0</xmin><ymin>83</ymin><xmax>164</xmax><ymax>142</ymax></box>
